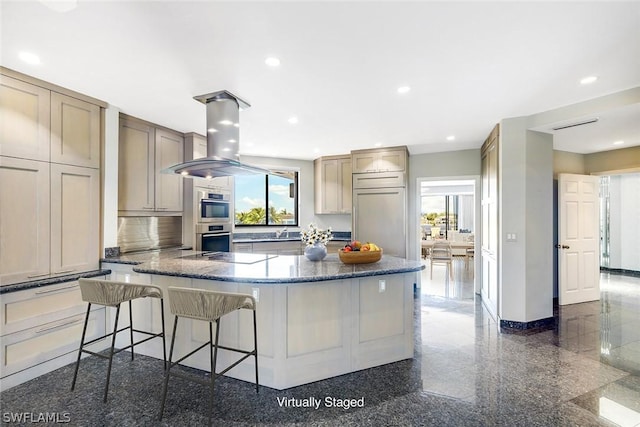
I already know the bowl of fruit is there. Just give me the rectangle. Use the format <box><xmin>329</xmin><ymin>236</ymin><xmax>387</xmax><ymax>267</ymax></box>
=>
<box><xmin>338</xmin><ymin>241</ymin><xmax>383</xmax><ymax>264</ymax></box>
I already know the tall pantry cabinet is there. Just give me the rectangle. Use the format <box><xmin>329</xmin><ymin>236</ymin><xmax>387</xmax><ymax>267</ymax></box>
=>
<box><xmin>351</xmin><ymin>146</ymin><xmax>409</xmax><ymax>257</ymax></box>
<box><xmin>0</xmin><ymin>68</ymin><xmax>104</xmax><ymax>286</ymax></box>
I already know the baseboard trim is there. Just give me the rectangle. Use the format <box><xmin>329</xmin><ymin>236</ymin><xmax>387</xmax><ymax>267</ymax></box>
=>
<box><xmin>600</xmin><ymin>267</ymin><xmax>640</xmax><ymax>278</ymax></box>
<box><xmin>499</xmin><ymin>316</ymin><xmax>555</xmax><ymax>334</ymax></box>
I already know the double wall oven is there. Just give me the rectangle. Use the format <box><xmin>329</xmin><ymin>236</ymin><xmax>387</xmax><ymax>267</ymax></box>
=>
<box><xmin>195</xmin><ymin>187</ymin><xmax>232</xmax><ymax>252</ymax></box>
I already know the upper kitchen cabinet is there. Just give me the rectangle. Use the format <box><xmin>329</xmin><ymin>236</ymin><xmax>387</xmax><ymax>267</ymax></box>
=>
<box><xmin>351</xmin><ymin>147</ymin><xmax>407</xmax><ymax>173</ymax></box>
<box><xmin>0</xmin><ymin>75</ymin><xmax>50</xmax><ymax>162</ymax></box>
<box><xmin>155</xmin><ymin>128</ymin><xmax>184</xmax><ymax>212</ymax></box>
<box><xmin>0</xmin><ymin>68</ymin><xmax>104</xmax><ymax>168</ymax></box>
<box><xmin>189</xmin><ymin>132</ymin><xmax>208</xmax><ymax>160</ymax></box>
<box><xmin>50</xmin><ymin>92</ymin><xmax>101</xmax><ymax>168</ymax></box>
<box><xmin>314</xmin><ymin>155</ymin><xmax>352</xmax><ymax>214</ymax></box>
<box><xmin>118</xmin><ymin>115</ymin><xmax>183</xmax><ymax>214</ymax></box>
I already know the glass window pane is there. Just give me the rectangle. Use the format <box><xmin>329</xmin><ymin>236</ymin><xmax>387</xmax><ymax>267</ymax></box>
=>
<box><xmin>234</xmin><ymin>174</ymin><xmax>266</xmax><ymax>225</ymax></box>
<box><xmin>267</xmin><ymin>174</ymin><xmax>295</xmax><ymax>225</ymax></box>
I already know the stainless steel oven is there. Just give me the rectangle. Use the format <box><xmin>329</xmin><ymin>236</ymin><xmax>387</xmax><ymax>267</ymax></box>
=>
<box><xmin>195</xmin><ymin>223</ymin><xmax>231</xmax><ymax>252</ymax></box>
<box><xmin>196</xmin><ymin>188</ymin><xmax>231</xmax><ymax>223</ymax></box>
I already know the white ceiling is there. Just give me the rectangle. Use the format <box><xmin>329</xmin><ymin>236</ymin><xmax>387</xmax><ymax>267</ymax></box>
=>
<box><xmin>2</xmin><ymin>1</ymin><xmax>639</xmax><ymax>160</ymax></box>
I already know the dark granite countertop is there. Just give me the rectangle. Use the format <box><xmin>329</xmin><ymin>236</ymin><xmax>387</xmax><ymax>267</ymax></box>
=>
<box><xmin>0</xmin><ymin>269</ymin><xmax>112</xmax><ymax>294</ymax></box>
<box><xmin>132</xmin><ymin>253</ymin><xmax>424</xmax><ymax>284</ymax></box>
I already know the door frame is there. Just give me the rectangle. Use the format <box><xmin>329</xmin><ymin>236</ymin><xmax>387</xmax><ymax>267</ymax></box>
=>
<box><xmin>414</xmin><ymin>175</ymin><xmax>481</xmax><ymax>294</ymax></box>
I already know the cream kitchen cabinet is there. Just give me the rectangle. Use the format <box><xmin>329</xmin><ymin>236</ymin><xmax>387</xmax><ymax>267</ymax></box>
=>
<box><xmin>0</xmin><ymin>159</ymin><xmax>100</xmax><ymax>286</ymax></box>
<box><xmin>0</xmin><ymin>278</ymin><xmax>107</xmax><ymax>388</ymax></box>
<box><xmin>0</xmin><ymin>157</ymin><xmax>51</xmax><ymax>286</ymax></box>
<box><xmin>0</xmin><ymin>74</ymin><xmax>50</xmax><ymax>162</ymax></box>
<box><xmin>351</xmin><ymin>147</ymin><xmax>407</xmax><ymax>173</ymax></box>
<box><xmin>118</xmin><ymin>115</ymin><xmax>184</xmax><ymax>214</ymax></box>
<box><xmin>314</xmin><ymin>155</ymin><xmax>352</xmax><ymax>214</ymax></box>
<box><xmin>50</xmin><ymin>92</ymin><xmax>101</xmax><ymax>168</ymax></box>
<box><xmin>51</xmin><ymin>164</ymin><xmax>101</xmax><ymax>276</ymax></box>
<box><xmin>0</xmin><ymin>69</ymin><xmax>102</xmax><ymax>168</ymax></box>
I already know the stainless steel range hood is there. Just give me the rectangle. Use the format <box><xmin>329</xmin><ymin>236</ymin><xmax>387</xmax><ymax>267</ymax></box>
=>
<box><xmin>163</xmin><ymin>90</ymin><xmax>269</xmax><ymax>178</ymax></box>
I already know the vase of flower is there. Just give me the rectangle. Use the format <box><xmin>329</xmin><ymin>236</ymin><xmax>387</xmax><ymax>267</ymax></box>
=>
<box><xmin>300</xmin><ymin>223</ymin><xmax>332</xmax><ymax>261</ymax></box>
<box><xmin>304</xmin><ymin>242</ymin><xmax>327</xmax><ymax>261</ymax></box>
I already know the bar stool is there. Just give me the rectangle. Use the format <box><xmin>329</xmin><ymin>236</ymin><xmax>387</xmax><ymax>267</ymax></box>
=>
<box><xmin>159</xmin><ymin>287</ymin><xmax>258</xmax><ymax>426</ymax></box>
<box><xmin>71</xmin><ymin>278</ymin><xmax>167</xmax><ymax>402</ymax></box>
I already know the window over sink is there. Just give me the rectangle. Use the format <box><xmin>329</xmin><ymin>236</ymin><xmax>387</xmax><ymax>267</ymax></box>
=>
<box><xmin>234</xmin><ymin>170</ymin><xmax>298</xmax><ymax>226</ymax></box>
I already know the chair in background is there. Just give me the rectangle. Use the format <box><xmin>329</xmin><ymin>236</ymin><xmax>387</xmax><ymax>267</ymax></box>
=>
<box><xmin>430</xmin><ymin>226</ymin><xmax>441</xmax><ymax>239</ymax></box>
<box><xmin>159</xmin><ymin>287</ymin><xmax>259</xmax><ymax>426</ymax></box>
<box><xmin>465</xmin><ymin>234</ymin><xmax>475</xmax><ymax>270</ymax></box>
<box><xmin>430</xmin><ymin>240</ymin><xmax>453</xmax><ymax>280</ymax></box>
<box><xmin>71</xmin><ymin>278</ymin><xmax>167</xmax><ymax>403</ymax></box>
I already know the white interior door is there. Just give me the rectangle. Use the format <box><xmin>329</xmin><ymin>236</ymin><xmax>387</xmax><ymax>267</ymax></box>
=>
<box><xmin>558</xmin><ymin>173</ymin><xmax>600</xmax><ymax>305</ymax></box>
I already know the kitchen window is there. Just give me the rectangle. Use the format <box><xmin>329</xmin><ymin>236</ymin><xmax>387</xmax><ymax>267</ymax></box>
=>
<box><xmin>234</xmin><ymin>170</ymin><xmax>298</xmax><ymax>226</ymax></box>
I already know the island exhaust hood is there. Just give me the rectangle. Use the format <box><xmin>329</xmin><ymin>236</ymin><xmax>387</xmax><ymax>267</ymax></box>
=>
<box><xmin>163</xmin><ymin>90</ymin><xmax>269</xmax><ymax>178</ymax></box>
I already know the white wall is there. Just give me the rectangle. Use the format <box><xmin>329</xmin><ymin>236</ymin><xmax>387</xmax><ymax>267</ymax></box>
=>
<box><xmin>609</xmin><ymin>174</ymin><xmax>640</xmax><ymax>271</ymax></box>
<box><xmin>499</xmin><ymin>119</ymin><xmax>554</xmax><ymax>324</ymax></box>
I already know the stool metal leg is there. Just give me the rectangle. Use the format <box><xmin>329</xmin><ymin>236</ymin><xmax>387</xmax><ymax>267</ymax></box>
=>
<box><xmin>253</xmin><ymin>310</ymin><xmax>259</xmax><ymax>393</ymax></box>
<box><xmin>129</xmin><ymin>300</ymin><xmax>134</xmax><ymax>361</ymax></box>
<box><xmin>160</xmin><ymin>298</ymin><xmax>167</xmax><ymax>370</ymax></box>
<box><xmin>71</xmin><ymin>303</ymin><xmax>92</xmax><ymax>391</ymax></box>
<box><xmin>159</xmin><ymin>316</ymin><xmax>179</xmax><ymax>421</ymax></box>
<box><xmin>104</xmin><ymin>303</ymin><xmax>122</xmax><ymax>403</ymax></box>
<box><xmin>209</xmin><ymin>319</ymin><xmax>221</xmax><ymax>427</ymax></box>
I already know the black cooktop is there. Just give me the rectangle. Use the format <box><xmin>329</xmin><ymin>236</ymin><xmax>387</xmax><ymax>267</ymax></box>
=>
<box><xmin>182</xmin><ymin>252</ymin><xmax>278</xmax><ymax>264</ymax></box>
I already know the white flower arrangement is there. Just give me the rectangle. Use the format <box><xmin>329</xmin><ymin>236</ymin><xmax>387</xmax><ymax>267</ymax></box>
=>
<box><xmin>300</xmin><ymin>223</ymin><xmax>333</xmax><ymax>246</ymax></box>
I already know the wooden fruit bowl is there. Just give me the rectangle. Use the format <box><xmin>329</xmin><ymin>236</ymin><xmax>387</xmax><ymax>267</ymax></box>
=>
<box><xmin>338</xmin><ymin>248</ymin><xmax>383</xmax><ymax>264</ymax></box>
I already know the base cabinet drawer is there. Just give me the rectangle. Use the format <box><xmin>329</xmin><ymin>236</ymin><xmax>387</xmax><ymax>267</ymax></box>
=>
<box><xmin>0</xmin><ymin>308</ymin><xmax>106</xmax><ymax>378</ymax></box>
<box><xmin>0</xmin><ymin>280</ymin><xmax>91</xmax><ymax>336</ymax></box>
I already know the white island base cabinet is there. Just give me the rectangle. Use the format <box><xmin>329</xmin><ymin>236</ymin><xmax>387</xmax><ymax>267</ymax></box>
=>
<box><xmin>107</xmin><ymin>267</ymin><xmax>416</xmax><ymax>390</ymax></box>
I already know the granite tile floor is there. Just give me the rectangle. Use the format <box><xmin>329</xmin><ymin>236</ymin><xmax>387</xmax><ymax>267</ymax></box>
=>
<box><xmin>1</xmin><ymin>264</ymin><xmax>638</xmax><ymax>426</ymax></box>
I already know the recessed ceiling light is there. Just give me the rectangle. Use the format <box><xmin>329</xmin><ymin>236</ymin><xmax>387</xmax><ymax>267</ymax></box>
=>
<box><xmin>207</xmin><ymin>128</ymin><xmax>218</xmax><ymax>133</ymax></box>
<box><xmin>265</xmin><ymin>57</ymin><xmax>281</xmax><ymax>67</ymax></box>
<box><xmin>219</xmin><ymin>120</ymin><xmax>233</xmax><ymax>126</ymax></box>
<box><xmin>228</xmin><ymin>139</ymin><xmax>237</xmax><ymax>143</ymax></box>
<box><xmin>397</xmin><ymin>86</ymin><xmax>411</xmax><ymax>94</ymax></box>
<box><xmin>613</xmin><ymin>140</ymin><xmax>625</xmax><ymax>146</ymax></box>
<box><xmin>580</xmin><ymin>76</ymin><xmax>598</xmax><ymax>85</ymax></box>
<box><xmin>233</xmin><ymin>123</ymin><xmax>239</xmax><ymax>128</ymax></box>
<box><xmin>19</xmin><ymin>51</ymin><xmax>41</xmax><ymax>65</ymax></box>
<box><xmin>222</xmin><ymin>147</ymin><xmax>231</xmax><ymax>152</ymax></box>
<box><xmin>446</xmin><ymin>135</ymin><xmax>455</xmax><ymax>141</ymax></box>
<box><xmin>288</xmin><ymin>116</ymin><xmax>298</xmax><ymax>124</ymax></box>
<box><xmin>180</xmin><ymin>171</ymin><xmax>189</xmax><ymax>176</ymax></box>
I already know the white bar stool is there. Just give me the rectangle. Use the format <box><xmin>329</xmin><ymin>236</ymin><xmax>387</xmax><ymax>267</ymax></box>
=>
<box><xmin>71</xmin><ymin>278</ymin><xmax>167</xmax><ymax>402</ymax></box>
<box><xmin>159</xmin><ymin>287</ymin><xmax>259</xmax><ymax>426</ymax></box>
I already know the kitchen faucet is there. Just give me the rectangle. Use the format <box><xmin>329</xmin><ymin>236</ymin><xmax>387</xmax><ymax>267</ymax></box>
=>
<box><xmin>275</xmin><ymin>226</ymin><xmax>288</xmax><ymax>239</ymax></box>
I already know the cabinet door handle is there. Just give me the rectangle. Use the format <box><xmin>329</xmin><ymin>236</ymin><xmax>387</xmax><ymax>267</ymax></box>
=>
<box><xmin>27</xmin><ymin>273</ymin><xmax>50</xmax><ymax>279</ymax></box>
<box><xmin>35</xmin><ymin>318</ymin><xmax>83</xmax><ymax>334</ymax></box>
<box><xmin>35</xmin><ymin>284</ymin><xmax>79</xmax><ymax>295</ymax></box>
<box><xmin>53</xmin><ymin>269</ymin><xmax>75</xmax><ymax>275</ymax></box>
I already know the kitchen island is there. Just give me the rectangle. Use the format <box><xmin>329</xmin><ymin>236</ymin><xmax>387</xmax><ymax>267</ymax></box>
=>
<box><xmin>102</xmin><ymin>251</ymin><xmax>424</xmax><ymax>390</ymax></box>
